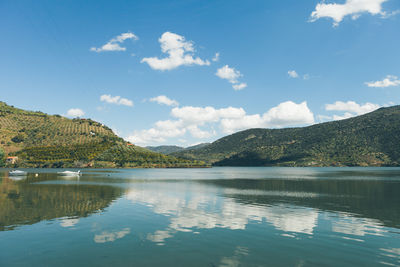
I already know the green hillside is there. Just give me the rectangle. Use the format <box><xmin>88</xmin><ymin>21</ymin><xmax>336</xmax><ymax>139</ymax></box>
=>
<box><xmin>172</xmin><ymin>106</ymin><xmax>400</xmax><ymax>167</ymax></box>
<box><xmin>146</xmin><ymin>143</ymin><xmax>210</xmax><ymax>155</ymax></box>
<box><xmin>146</xmin><ymin>145</ymin><xmax>184</xmax><ymax>154</ymax></box>
<box><xmin>0</xmin><ymin>101</ymin><xmax>117</xmax><ymax>154</ymax></box>
<box><xmin>0</xmin><ymin>102</ymin><xmax>205</xmax><ymax>168</ymax></box>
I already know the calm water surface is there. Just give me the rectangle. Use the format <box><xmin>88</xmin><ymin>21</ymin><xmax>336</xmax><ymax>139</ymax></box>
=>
<box><xmin>0</xmin><ymin>167</ymin><xmax>399</xmax><ymax>266</ymax></box>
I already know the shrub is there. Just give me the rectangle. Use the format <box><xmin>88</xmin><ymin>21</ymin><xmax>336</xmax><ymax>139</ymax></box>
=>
<box><xmin>0</xmin><ymin>148</ymin><xmax>5</xmax><ymax>167</ymax></box>
<box><xmin>11</xmin><ymin>134</ymin><xmax>25</xmax><ymax>143</ymax></box>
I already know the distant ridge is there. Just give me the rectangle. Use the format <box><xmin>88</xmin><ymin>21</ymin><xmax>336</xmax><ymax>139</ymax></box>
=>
<box><xmin>0</xmin><ymin>102</ymin><xmax>205</xmax><ymax>168</ymax></box>
<box><xmin>146</xmin><ymin>143</ymin><xmax>210</xmax><ymax>155</ymax></box>
<box><xmin>172</xmin><ymin>106</ymin><xmax>400</xmax><ymax>167</ymax></box>
<box><xmin>146</xmin><ymin>145</ymin><xmax>184</xmax><ymax>154</ymax></box>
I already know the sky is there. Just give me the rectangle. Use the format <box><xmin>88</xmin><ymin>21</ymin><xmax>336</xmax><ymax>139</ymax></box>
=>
<box><xmin>0</xmin><ymin>0</ymin><xmax>399</xmax><ymax>146</ymax></box>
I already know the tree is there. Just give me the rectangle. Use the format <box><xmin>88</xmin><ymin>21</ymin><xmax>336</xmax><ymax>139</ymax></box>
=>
<box><xmin>0</xmin><ymin>148</ymin><xmax>5</xmax><ymax>167</ymax></box>
<box><xmin>11</xmin><ymin>134</ymin><xmax>24</xmax><ymax>143</ymax></box>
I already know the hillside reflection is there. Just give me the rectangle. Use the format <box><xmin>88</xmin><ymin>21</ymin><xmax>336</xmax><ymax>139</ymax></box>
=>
<box><xmin>204</xmin><ymin>178</ymin><xmax>400</xmax><ymax>229</ymax></box>
<box><xmin>127</xmin><ymin>177</ymin><xmax>400</xmax><ymax>244</ymax></box>
<box><xmin>128</xmin><ymin>188</ymin><xmax>320</xmax><ymax>244</ymax></box>
<box><xmin>1</xmin><ymin>168</ymin><xmax>399</xmax><ymax>239</ymax></box>
<box><xmin>0</xmin><ymin>174</ymin><xmax>124</xmax><ymax>231</ymax></box>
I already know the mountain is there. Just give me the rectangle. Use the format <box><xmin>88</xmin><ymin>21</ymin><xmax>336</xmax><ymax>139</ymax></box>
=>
<box><xmin>146</xmin><ymin>145</ymin><xmax>184</xmax><ymax>154</ymax></box>
<box><xmin>0</xmin><ymin>102</ymin><xmax>206</xmax><ymax>168</ymax></box>
<box><xmin>172</xmin><ymin>106</ymin><xmax>400</xmax><ymax>167</ymax></box>
<box><xmin>146</xmin><ymin>143</ymin><xmax>211</xmax><ymax>155</ymax></box>
<box><xmin>186</xmin><ymin>143</ymin><xmax>211</xmax><ymax>151</ymax></box>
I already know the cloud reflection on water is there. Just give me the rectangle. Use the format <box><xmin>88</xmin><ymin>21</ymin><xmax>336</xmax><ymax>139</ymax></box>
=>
<box><xmin>218</xmin><ymin>246</ymin><xmax>249</xmax><ymax>267</ymax></box>
<box><xmin>94</xmin><ymin>228</ymin><xmax>131</xmax><ymax>243</ymax></box>
<box><xmin>59</xmin><ymin>217</ymin><xmax>80</xmax><ymax>228</ymax></box>
<box><xmin>126</xmin><ymin>181</ymin><xmax>393</xmax><ymax>246</ymax></box>
<box><xmin>127</xmin><ymin>185</ymin><xmax>319</xmax><ymax>244</ymax></box>
<box><xmin>331</xmin><ymin>213</ymin><xmax>387</xmax><ymax>237</ymax></box>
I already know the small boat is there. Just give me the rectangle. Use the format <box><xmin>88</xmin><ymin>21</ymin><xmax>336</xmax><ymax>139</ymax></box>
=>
<box><xmin>9</xmin><ymin>170</ymin><xmax>27</xmax><ymax>176</ymax></box>
<box><xmin>57</xmin><ymin>170</ymin><xmax>81</xmax><ymax>176</ymax></box>
<box><xmin>9</xmin><ymin>176</ymin><xmax>26</xmax><ymax>181</ymax></box>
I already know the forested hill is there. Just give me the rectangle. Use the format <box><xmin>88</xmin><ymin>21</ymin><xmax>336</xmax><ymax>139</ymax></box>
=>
<box><xmin>0</xmin><ymin>102</ymin><xmax>205</xmax><ymax>168</ymax></box>
<box><xmin>172</xmin><ymin>105</ymin><xmax>400</xmax><ymax>167</ymax></box>
<box><xmin>146</xmin><ymin>145</ymin><xmax>184</xmax><ymax>154</ymax></box>
<box><xmin>146</xmin><ymin>143</ymin><xmax>210</xmax><ymax>155</ymax></box>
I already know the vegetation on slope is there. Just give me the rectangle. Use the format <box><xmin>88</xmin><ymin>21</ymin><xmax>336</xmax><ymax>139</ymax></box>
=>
<box><xmin>0</xmin><ymin>148</ymin><xmax>4</xmax><ymax>167</ymax></box>
<box><xmin>0</xmin><ymin>101</ymin><xmax>118</xmax><ymax>154</ymax></box>
<box><xmin>146</xmin><ymin>143</ymin><xmax>211</xmax><ymax>155</ymax></box>
<box><xmin>172</xmin><ymin>106</ymin><xmax>400</xmax><ymax>167</ymax></box>
<box><xmin>95</xmin><ymin>144</ymin><xmax>204</xmax><ymax>168</ymax></box>
<box><xmin>0</xmin><ymin>102</ymin><xmax>206</xmax><ymax>168</ymax></box>
<box><xmin>146</xmin><ymin>145</ymin><xmax>184</xmax><ymax>154</ymax></box>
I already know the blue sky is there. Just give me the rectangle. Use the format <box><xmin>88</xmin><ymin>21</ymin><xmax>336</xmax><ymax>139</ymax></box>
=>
<box><xmin>1</xmin><ymin>0</ymin><xmax>399</xmax><ymax>146</ymax></box>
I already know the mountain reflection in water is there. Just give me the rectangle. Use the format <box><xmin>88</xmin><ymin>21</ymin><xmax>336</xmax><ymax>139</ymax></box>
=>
<box><xmin>203</xmin><ymin>178</ymin><xmax>400</xmax><ymax>229</ymax></box>
<box><xmin>0</xmin><ymin>167</ymin><xmax>399</xmax><ymax>267</ymax></box>
<box><xmin>126</xmin><ymin>178</ymin><xmax>399</xmax><ymax>245</ymax></box>
<box><xmin>0</xmin><ymin>172</ymin><xmax>124</xmax><ymax>231</ymax></box>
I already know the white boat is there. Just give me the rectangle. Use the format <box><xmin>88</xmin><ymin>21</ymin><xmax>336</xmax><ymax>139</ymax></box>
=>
<box><xmin>57</xmin><ymin>170</ymin><xmax>81</xmax><ymax>176</ymax></box>
<box><xmin>9</xmin><ymin>170</ymin><xmax>27</xmax><ymax>176</ymax></box>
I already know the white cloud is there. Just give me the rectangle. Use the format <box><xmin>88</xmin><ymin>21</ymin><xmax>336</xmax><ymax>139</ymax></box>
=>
<box><xmin>365</xmin><ymin>75</ymin><xmax>400</xmax><ymax>88</ymax></box>
<box><xmin>187</xmin><ymin>125</ymin><xmax>215</xmax><ymax>139</ymax></box>
<box><xmin>220</xmin><ymin>101</ymin><xmax>315</xmax><ymax>134</ymax></box>
<box><xmin>323</xmin><ymin>100</ymin><xmax>380</xmax><ymax>121</ymax></box>
<box><xmin>216</xmin><ymin>65</ymin><xmax>247</xmax><ymax>90</ymax></box>
<box><xmin>332</xmin><ymin>112</ymin><xmax>356</xmax><ymax>121</ymax></box>
<box><xmin>381</xmin><ymin>9</ymin><xmax>400</xmax><ymax>18</ymax></box>
<box><xmin>141</xmin><ymin>32</ymin><xmax>210</xmax><ymax>71</ymax></box>
<box><xmin>325</xmin><ymin>101</ymin><xmax>380</xmax><ymax>114</ymax></box>
<box><xmin>150</xmin><ymin>95</ymin><xmax>179</xmax><ymax>106</ymax></box>
<box><xmin>310</xmin><ymin>0</ymin><xmax>388</xmax><ymax>26</ymax></box>
<box><xmin>212</xmin><ymin>52</ymin><xmax>220</xmax><ymax>62</ymax></box>
<box><xmin>288</xmin><ymin>70</ymin><xmax>310</xmax><ymax>80</ymax></box>
<box><xmin>220</xmin><ymin>114</ymin><xmax>264</xmax><ymax>134</ymax></box>
<box><xmin>126</xmin><ymin>101</ymin><xmax>315</xmax><ymax>145</ymax></box>
<box><xmin>90</xmin><ymin>32</ymin><xmax>138</xmax><ymax>52</ymax></box>
<box><xmin>264</xmin><ymin>101</ymin><xmax>315</xmax><ymax>126</ymax></box>
<box><xmin>288</xmin><ymin>70</ymin><xmax>299</xmax><ymax>78</ymax></box>
<box><xmin>66</xmin><ymin>108</ymin><xmax>84</xmax><ymax>118</ymax></box>
<box><xmin>100</xmin><ymin>94</ymin><xmax>133</xmax><ymax>107</ymax></box>
<box><xmin>233</xmin><ymin>83</ymin><xmax>247</xmax><ymax>91</ymax></box>
<box><xmin>216</xmin><ymin>65</ymin><xmax>242</xmax><ymax>83</ymax></box>
<box><xmin>317</xmin><ymin>114</ymin><xmax>333</xmax><ymax>122</ymax></box>
<box><xmin>127</xmin><ymin>120</ymin><xmax>187</xmax><ymax>145</ymax></box>
<box><xmin>171</xmin><ymin>106</ymin><xmax>246</xmax><ymax>124</ymax></box>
